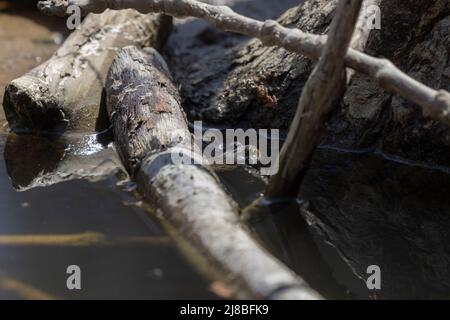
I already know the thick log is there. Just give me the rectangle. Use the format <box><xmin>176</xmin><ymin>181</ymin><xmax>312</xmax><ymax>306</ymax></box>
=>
<box><xmin>170</xmin><ymin>0</ymin><xmax>450</xmax><ymax>167</ymax></box>
<box><xmin>3</xmin><ymin>9</ymin><xmax>172</xmax><ymax>132</ymax></box>
<box><xmin>169</xmin><ymin>0</ymin><xmax>377</xmax><ymax>127</ymax></box>
<box><xmin>105</xmin><ymin>46</ymin><xmax>322</xmax><ymax>299</ymax></box>
<box><xmin>169</xmin><ymin>0</ymin><xmax>450</xmax><ymax>168</ymax></box>
<box><xmin>325</xmin><ymin>0</ymin><xmax>450</xmax><ymax>166</ymax></box>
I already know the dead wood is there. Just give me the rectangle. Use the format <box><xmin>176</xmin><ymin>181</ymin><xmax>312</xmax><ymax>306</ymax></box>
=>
<box><xmin>105</xmin><ymin>45</ymin><xmax>322</xmax><ymax>300</ymax></box>
<box><xmin>3</xmin><ymin>9</ymin><xmax>172</xmax><ymax>132</ymax></box>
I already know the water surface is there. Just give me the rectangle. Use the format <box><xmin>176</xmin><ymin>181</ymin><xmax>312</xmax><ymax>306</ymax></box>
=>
<box><xmin>0</xmin><ymin>133</ymin><xmax>216</xmax><ymax>299</ymax></box>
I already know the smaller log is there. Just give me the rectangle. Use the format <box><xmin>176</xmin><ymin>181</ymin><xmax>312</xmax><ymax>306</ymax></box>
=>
<box><xmin>3</xmin><ymin>9</ymin><xmax>171</xmax><ymax>133</ymax></box>
<box><xmin>105</xmin><ymin>46</ymin><xmax>322</xmax><ymax>300</ymax></box>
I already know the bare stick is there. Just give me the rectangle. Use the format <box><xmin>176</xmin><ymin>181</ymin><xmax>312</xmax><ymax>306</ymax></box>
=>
<box><xmin>266</xmin><ymin>0</ymin><xmax>363</xmax><ymax>198</ymax></box>
<box><xmin>38</xmin><ymin>0</ymin><xmax>450</xmax><ymax>126</ymax></box>
<box><xmin>105</xmin><ymin>46</ymin><xmax>322</xmax><ymax>299</ymax></box>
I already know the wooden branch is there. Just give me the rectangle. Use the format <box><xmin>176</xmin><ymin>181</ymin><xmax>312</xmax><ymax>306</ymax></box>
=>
<box><xmin>266</xmin><ymin>0</ymin><xmax>363</xmax><ymax>198</ymax></box>
<box><xmin>3</xmin><ymin>9</ymin><xmax>171</xmax><ymax>132</ymax></box>
<box><xmin>38</xmin><ymin>0</ymin><xmax>450</xmax><ymax>126</ymax></box>
<box><xmin>105</xmin><ymin>46</ymin><xmax>322</xmax><ymax>300</ymax></box>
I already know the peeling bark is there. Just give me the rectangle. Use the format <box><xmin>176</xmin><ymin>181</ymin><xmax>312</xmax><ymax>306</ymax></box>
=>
<box><xmin>105</xmin><ymin>46</ymin><xmax>322</xmax><ymax>300</ymax></box>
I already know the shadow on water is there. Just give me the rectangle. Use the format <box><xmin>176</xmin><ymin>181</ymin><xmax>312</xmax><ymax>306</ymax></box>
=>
<box><xmin>217</xmin><ymin>148</ymin><xmax>450</xmax><ymax>300</ymax></box>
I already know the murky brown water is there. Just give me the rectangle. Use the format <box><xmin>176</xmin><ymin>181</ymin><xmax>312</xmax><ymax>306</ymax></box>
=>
<box><xmin>2</xmin><ymin>6</ymin><xmax>217</xmax><ymax>299</ymax></box>
<box><xmin>0</xmin><ymin>132</ymin><xmax>218</xmax><ymax>299</ymax></box>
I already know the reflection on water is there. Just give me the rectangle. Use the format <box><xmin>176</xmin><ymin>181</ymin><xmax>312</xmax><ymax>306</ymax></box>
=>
<box><xmin>4</xmin><ymin>131</ymin><xmax>120</xmax><ymax>191</ymax></box>
<box><xmin>0</xmin><ymin>133</ymin><xmax>216</xmax><ymax>299</ymax></box>
<box><xmin>3</xmin><ymin>129</ymin><xmax>450</xmax><ymax>299</ymax></box>
<box><xmin>219</xmin><ymin>149</ymin><xmax>450</xmax><ymax>300</ymax></box>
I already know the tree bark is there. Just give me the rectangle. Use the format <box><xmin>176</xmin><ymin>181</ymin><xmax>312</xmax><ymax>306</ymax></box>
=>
<box><xmin>170</xmin><ymin>0</ymin><xmax>376</xmax><ymax>127</ymax></box>
<box><xmin>105</xmin><ymin>45</ymin><xmax>322</xmax><ymax>300</ymax></box>
<box><xmin>299</xmin><ymin>148</ymin><xmax>450</xmax><ymax>299</ymax></box>
<box><xmin>325</xmin><ymin>0</ymin><xmax>450</xmax><ymax>166</ymax></box>
<box><xmin>169</xmin><ymin>0</ymin><xmax>450</xmax><ymax>166</ymax></box>
<box><xmin>3</xmin><ymin>9</ymin><xmax>172</xmax><ymax>133</ymax></box>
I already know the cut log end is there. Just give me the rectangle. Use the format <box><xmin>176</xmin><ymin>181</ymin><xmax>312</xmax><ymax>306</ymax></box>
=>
<box><xmin>3</xmin><ymin>10</ymin><xmax>172</xmax><ymax>133</ymax></box>
<box><xmin>3</xmin><ymin>80</ymin><xmax>65</xmax><ymax>132</ymax></box>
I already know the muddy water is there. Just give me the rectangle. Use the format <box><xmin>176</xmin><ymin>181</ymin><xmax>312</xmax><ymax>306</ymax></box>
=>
<box><xmin>0</xmin><ymin>5</ymin><xmax>218</xmax><ymax>299</ymax></box>
<box><xmin>0</xmin><ymin>132</ymin><xmax>217</xmax><ymax>299</ymax></box>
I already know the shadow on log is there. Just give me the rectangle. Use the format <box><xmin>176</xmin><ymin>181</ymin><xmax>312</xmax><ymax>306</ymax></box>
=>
<box><xmin>3</xmin><ymin>9</ymin><xmax>172</xmax><ymax>133</ymax></box>
<box><xmin>105</xmin><ymin>46</ymin><xmax>322</xmax><ymax>299</ymax></box>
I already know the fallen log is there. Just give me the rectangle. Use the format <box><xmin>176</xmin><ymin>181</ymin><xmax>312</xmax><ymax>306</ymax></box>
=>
<box><xmin>3</xmin><ymin>9</ymin><xmax>172</xmax><ymax>132</ymax></box>
<box><xmin>105</xmin><ymin>45</ymin><xmax>322</xmax><ymax>299</ymax></box>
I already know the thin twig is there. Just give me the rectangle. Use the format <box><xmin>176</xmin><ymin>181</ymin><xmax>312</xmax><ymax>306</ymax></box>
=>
<box><xmin>266</xmin><ymin>0</ymin><xmax>363</xmax><ymax>198</ymax></box>
<box><xmin>37</xmin><ymin>0</ymin><xmax>450</xmax><ymax>126</ymax></box>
